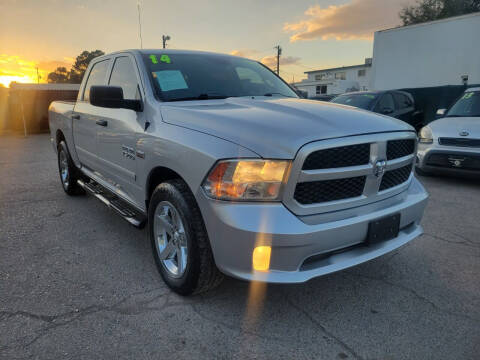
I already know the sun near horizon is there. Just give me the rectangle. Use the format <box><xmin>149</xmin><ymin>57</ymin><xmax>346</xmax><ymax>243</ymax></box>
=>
<box><xmin>0</xmin><ymin>75</ymin><xmax>38</xmax><ymax>88</ymax></box>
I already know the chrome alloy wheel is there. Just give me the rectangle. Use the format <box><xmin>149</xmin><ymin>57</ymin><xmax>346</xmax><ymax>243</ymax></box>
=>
<box><xmin>59</xmin><ymin>149</ymin><xmax>69</xmax><ymax>188</ymax></box>
<box><xmin>153</xmin><ymin>201</ymin><xmax>188</xmax><ymax>278</ymax></box>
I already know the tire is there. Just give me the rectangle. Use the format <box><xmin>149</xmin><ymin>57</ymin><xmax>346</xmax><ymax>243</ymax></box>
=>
<box><xmin>149</xmin><ymin>179</ymin><xmax>223</xmax><ymax>295</ymax></box>
<box><xmin>57</xmin><ymin>141</ymin><xmax>85</xmax><ymax>196</ymax></box>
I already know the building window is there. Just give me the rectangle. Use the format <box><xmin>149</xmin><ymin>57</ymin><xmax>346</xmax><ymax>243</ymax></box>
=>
<box><xmin>358</xmin><ymin>69</ymin><xmax>366</xmax><ymax>77</ymax></box>
<box><xmin>335</xmin><ymin>72</ymin><xmax>346</xmax><ymax>80</ymax></box>
<box><xmin>315</xmin><ymin>73</ymin><xmax>328</xmax><ymax>80</ymax></box>
<box><xmin>316</xmin><ymin>85</ymin><xmax>327</xmax><ymax>94</ymax></box>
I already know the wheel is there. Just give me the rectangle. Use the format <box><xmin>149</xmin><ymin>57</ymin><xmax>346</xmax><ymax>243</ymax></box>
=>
<box><xmin>149</xmin><ymin>179</ymin><xmax>223</xmax><ymax>295</ymax></box>
<box><xmin>57</xmin><ymin>141</ymin><xmax>85</xmax><ymax>195</ymax></box>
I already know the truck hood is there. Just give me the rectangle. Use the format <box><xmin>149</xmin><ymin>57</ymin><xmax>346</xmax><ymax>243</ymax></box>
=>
<box><xmin>160</xmin><ymin>97</ymin><xmax>414</xmax><ymax>158</ymax></box>
<box><xmin>428</xmin><ymin>116</ymin><xmax>480</xmax><ymax>138</ymax></box>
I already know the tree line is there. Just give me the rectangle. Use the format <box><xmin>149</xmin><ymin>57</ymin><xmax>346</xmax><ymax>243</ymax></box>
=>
<box><xmin>400</xmin><ymin>0</ymin><xmax>480</xmax><ymax>26</ymax></box>
<box><xmin>48</xmin><ymin>50</ymin><xmax>104</xmax><ymax>84</ymax></box>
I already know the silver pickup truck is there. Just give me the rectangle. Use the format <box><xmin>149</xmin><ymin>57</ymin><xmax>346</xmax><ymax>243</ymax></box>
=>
<box><xmin>49</xmin><ymin>49</ymin><xmax>428</xmax><ymax>295</ymax></box>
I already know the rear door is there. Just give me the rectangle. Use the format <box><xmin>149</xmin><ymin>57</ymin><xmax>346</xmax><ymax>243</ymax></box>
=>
<box><xmin>95</xmin><ymin>54</ymin><xmax>145</xmax><ymax>205</ymax></box>
<box><xmin>393</xmin><ymin>92</ymin><xmax>415</xmax><ymax>124</ymax></box>
<box><xmin>72</xmin><ymin>58</ymin><xmax>111</xmax><ymax>170</ymax></box>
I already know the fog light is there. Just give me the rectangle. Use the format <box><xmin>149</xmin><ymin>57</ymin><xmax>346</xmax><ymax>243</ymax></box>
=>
<box><xmin>252</xmin><ymin>246</ymin><xmax>271</xmax><ymax>271</ymax></box>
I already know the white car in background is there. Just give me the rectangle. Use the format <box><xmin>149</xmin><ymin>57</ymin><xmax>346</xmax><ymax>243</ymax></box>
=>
<box><xmin>416</xmin><ymin>88</ymin><xmax>480</xmax><ymax>176</ymax></box>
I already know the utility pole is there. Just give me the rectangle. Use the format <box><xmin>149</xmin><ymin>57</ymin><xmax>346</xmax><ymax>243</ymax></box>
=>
<box><xmin>36</xmin><ymin>67</ymin><xmax>40</xmax><ymax>84</ymax></box>
<box><xmin>274</xmin><ymin>45</ymin><xmax>282</xmax><ymax>75</ymax></box>
<box><xmin>137</xmin><ymin>2</ymin><xmax>143</xmax><ymax>49</ymax></box>
<box><xmin>162</xmin><ymin>35</ymin><xmax>171</xmax><ymax>49</ymax></box>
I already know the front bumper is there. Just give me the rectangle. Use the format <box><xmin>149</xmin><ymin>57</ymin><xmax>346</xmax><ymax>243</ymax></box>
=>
<box><xmin>196</xmin><ymin>177</ymin><xmax>428</xmax><ymax>283</ymax></box>
<box><xmin>416</xmin><ymin>142</ymin><xmax>480</xmax><ymax>175</ymax></box>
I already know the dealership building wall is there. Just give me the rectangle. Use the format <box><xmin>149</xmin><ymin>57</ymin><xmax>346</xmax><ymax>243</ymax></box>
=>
<box><xmin>371</xmin><ymin>13</ymin><xmax>480</xmax><ymax>90</ymax></box>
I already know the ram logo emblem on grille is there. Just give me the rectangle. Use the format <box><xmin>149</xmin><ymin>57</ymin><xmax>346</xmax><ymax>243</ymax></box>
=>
<box><xmin>374</xmin><ymin>160</ymin><xmax>387</xmax><ymax>177</ymax></box>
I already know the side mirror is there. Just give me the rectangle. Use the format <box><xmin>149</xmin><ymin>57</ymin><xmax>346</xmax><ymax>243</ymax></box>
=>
<box><xmin>382</xmin><ymin>107</ymin><xmax>394</xmax><ymax>115</ymax></box>
<box><xmin>435</xmin><ymin>108</ymin><xmax>446</xmax><ymax>118</ymax></box>
<box><xmin>90</xmin><ymin>86</ymin><xmax>143</xmax><ymax>112</ymax></box>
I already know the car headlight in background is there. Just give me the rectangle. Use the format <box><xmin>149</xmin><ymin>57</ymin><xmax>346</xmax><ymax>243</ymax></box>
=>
<box><xmin>419</xmin><ymin>126</ymin><xmax>433</xmax><ymax>144</ymax></box>
<box><xmin>202</xmin><ymin>159</ymin><xmax>291</xmax><ymax>201</ymax></box>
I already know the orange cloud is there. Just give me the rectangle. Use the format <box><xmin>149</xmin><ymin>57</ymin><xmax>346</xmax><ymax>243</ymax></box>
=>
<box><xmin>261</xmin><ymin>55</ymin><xmax>301</xmax><ymax>69</ymax></box>
<box><xmin>230</xmin><ymin>49</ymin><xmax>259</xmax><ymax>58</ymax></box>
<box><xmin>284</xmin><ymin>0</ymin><xmax>415</xmax><ymax>42</ymax></box>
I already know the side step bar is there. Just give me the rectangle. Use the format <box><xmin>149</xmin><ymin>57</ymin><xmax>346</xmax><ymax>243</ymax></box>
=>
<box><xmin>77</xmin><ymin>180</ymin><xmax>147</xmax><ymax>228</ymax></box>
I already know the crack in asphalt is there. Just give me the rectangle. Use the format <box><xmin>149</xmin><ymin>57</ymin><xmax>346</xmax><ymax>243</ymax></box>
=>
<box><xmin>285</xmin><ymin>296</ymin><xmax>363</xmax><ymax>360</ymax></box>
<box><xmin>0</xmin><ymin>287</ymin><xmax>169</xmax><ymax>352</ymax></box>
<box><xmin>424</xmin><ymin>232</ymin><xmax>479</xmax><ymax>249</ymax></box>
<box><xmin>346</xmin><ymin>273</ymin><xmax>480</xmax><ymax>322</ymax></box>
<box><xmin>189</xmin><ymin>297</ymin><xmax>284</xmax><ymax>342</ymax></box>
<box><xmin>444</xmin><ymin>230</ymin><xmax>479</xmax><ymax>247</ymax></box>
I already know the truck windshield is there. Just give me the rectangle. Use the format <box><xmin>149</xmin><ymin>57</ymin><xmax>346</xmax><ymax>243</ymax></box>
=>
<box><xmin>331</xmin><ymin>93</ymin><xmax>378</xmax><ymax>110</ymax></box>
<box><xmin>446</xmin><ymin>91</ymin><xmax>480</xmax><ymax>117</ymax></box>
<box><xmin>142</xmin><ymin>53</ymin><xmax>298</xmax><ymax>101</ymax></box>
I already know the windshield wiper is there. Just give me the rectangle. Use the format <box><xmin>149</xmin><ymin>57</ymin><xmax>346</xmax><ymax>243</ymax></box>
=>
<box><xmin>167</xmin><ymin>94</ymin><xmax>234</xmax><ymax>102</ymax></box>
<box><xmin>263</xmin><ymin>92</ymin><xmax>296</xmax><ymax>98</ymax></box>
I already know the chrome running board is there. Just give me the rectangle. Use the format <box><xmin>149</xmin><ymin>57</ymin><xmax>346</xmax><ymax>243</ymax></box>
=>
<box><xmin>77</xmin><ymin>180</ymin><xmax>147</xmax><ymax>228</ymax></box>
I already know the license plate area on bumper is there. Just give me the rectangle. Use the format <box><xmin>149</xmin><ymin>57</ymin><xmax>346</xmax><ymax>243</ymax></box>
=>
<box><xmin>367</xmin><ymin>213</ymin><xmax>400</xmax><ymax>244</ymax></box>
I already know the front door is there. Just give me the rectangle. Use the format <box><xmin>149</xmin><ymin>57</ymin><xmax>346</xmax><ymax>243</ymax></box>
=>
<box><xmin>95</xmin><ymin>55</ymin><xmax>145</xmax><ymax>206</ymax></box>
<box><xmin>73</xmin><ymin>59</ymin><xmax>110</xmax><ymax>170</ymax></box>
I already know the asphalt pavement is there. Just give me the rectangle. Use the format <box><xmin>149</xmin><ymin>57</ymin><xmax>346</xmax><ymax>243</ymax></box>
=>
<box><xmin>0</xmin><ymin>134</ymin><xmax>479</xmax><ymax>359</ymax></box>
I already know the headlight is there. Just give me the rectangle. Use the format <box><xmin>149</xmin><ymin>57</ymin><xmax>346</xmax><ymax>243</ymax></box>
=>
<box><xmin>419</xmin><ymin>126</ymin><xmax>433</xmax><ymax>144</ymax></box>
<box><xmin>202</xmin><ymin>159</ymin><xmax>291</xmax><ymax>201</ymax></box>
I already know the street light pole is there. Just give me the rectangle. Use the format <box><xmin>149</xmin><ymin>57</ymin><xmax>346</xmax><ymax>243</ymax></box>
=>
<box><xmin>162</xmin><ymin>35</ymin><xmax>171</xmax><ymax>49</ymax></box>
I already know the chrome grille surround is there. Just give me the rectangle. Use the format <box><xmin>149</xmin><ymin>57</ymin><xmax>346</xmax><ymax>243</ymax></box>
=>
<box><xmin>282</xmin><ymin>132</ymin><xmax>417</xmax><ymax>216</ymax></box>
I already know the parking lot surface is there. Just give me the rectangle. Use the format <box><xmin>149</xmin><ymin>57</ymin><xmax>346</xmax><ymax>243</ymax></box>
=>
<box><xmin>1</xmin><ymin>134</ymin><xmax>479</xmax><ymax>360</ymax></box>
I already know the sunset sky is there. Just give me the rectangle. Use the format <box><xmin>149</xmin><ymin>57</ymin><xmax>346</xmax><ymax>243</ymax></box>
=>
<box><xmin>0</xmin><ymin>0</ymin><xmax>413</xmax><ymax>87</ymax></box>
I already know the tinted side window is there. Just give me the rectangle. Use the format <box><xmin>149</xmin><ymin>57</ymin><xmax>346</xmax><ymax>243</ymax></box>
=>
<box><xmin>394</xmin><ymin>93</ymin><xmax>412</xmax><ymax>109</ymax></box>
<box><xmin>109</xmin><ymin>56</ymin><xmax>141</xmax><ymax>100</ymax></box>
<box><xmin>83</xmin><ymin>60</ymin><xmax>109</xmax><ymax>101</ymax></box>
<box><xmin>375</xmin><ymin>93</ymin><xmax>395</xmax><ymax>112</ymax></box>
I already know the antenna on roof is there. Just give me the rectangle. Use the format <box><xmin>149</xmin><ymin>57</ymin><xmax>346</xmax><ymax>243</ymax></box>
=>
<box><xmin>137</xmin><ymin>2</ymin><xmax>143</xmax><ymax>49</ymax></box>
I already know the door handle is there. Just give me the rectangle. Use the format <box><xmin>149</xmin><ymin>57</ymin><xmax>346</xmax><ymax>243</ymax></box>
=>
<box><xmin>96</xmin><ymin>119</ymin><xmax>108</xmax><ymax>127</ymax></box>
<box><xmin>72</xmin><ymin>114</ymin><xmax>80</xmax><ymax>120</ymax></box>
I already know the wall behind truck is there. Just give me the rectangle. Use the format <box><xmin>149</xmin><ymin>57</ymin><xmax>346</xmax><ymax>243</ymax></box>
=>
<box><xmin>371</xmin><ymin>13</ymin><xmax>480</xmax><ymax>90</ymax></box>
<box><xmin>5</xmin><ymin>84</ymin><xmax>79</xmax><ymax>134</ymax></box>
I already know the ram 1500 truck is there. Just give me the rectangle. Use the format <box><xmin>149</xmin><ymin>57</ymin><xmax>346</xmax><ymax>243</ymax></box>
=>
<box><xmin>49</xmin><ymin>50</ymin><xmax>428</xmax><ymax>295</ymax></box>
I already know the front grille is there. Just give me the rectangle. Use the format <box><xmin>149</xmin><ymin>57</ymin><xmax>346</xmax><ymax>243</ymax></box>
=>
<box><xmin>438</xmin><ymin>137</ymin><xmax>480</xmax><ymax>148</ymax></box>
<box><xmin>287</xmin><ymin>133</ymin><xmax>417</xmax><ymax>214</ymax></box>
<box><xmin>302</xmin><ymin>143</ymin><xmax>370</xmax><ymax>170</ymax></box>
<box><xmin>294</xmin><ymin>176</ymin><xmax>366</xmax><ymax>204</ymax></box>
<box><xmin>380</xmin><ymin>164</ymin><xmax>412</xmax><ymax>191</ymax></box>
<box><xmin>387</xmin><ymin>139</ymin><xmax>415</xmax><ymax>160</ymax></box>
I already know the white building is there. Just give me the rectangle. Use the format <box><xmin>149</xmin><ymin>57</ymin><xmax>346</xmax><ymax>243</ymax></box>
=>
<box><xmin>293</xmin><ymin>58</ymin><xmax>372</xmax><ymax>98</ymax></box>
<box><xmin>371</xmin><ymin>12</ymin><xmax>480</xmax><ymax>90</ymax></box>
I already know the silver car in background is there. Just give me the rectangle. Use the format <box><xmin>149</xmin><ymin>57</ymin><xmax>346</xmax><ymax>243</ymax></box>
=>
<box><xmin>417</xmin><ymin>88</ymin><xmax>480</xmax><ymax>176</ymax></box>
